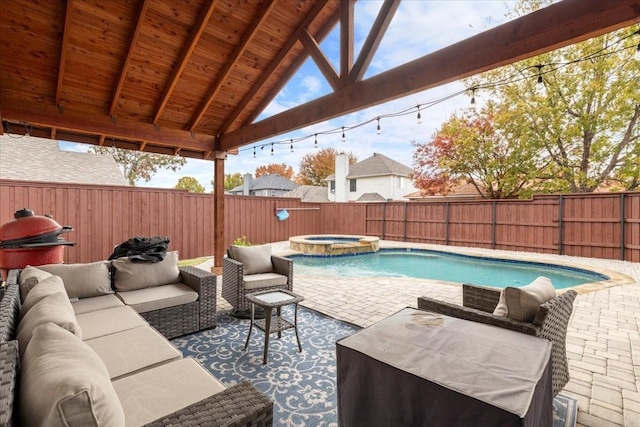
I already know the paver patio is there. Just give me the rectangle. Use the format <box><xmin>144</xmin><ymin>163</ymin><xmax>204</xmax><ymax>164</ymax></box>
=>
<box><xmin>201</xmin><ymin>240</ymin><xmax>640</xmax><ymax>427</ymax></box>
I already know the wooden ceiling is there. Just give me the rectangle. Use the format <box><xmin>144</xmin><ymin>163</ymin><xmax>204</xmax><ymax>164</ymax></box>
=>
<box><xmin>1</xmin><ymin>0</ymin><xmax>639</xmax><ymax>160</ymax></box>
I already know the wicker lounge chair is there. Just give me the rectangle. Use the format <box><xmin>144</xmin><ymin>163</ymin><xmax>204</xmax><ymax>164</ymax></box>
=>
<box><xmin>418</xmin><ymin>284</ymin><xmax>577</xmax><ymax>397</ymax></box>
<box><xmin>222</xmin><ymin>244</ymin><xmax>293</xmax><ymax>315</ymax></box>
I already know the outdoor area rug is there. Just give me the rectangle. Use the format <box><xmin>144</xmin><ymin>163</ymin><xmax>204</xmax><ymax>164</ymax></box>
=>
<box><xmin>172</xmin><ymin>306</ymin><xmax>578</xmax><ymax>427</ymax></box>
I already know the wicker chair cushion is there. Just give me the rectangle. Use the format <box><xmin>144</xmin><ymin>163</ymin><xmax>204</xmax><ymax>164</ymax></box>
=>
<box><xmin>19</xmin><ymin>275</ymin><xmax>67</xmax><ymax>318</ymax></box>
<box><xmin>20</xmin><ymin>322</ymin><xmax>125</xmax><ymax>427</ymax></box>
<box><xmin>18</xmin><ymin>266</ymin><xmax>54</xmax><ymax>302</ymax></box>
<box><xmin>16</xmin><ymin>291</ymin><xmax>82</xmax><ymax>358</ymax></box>
<box><xmin>493</xmin><ymin>276</ymin><xmax>556</xmax><ymax>322</ymax></box>
<box><xmin>243</xmin><ymin>273</ymin><xmax>289</xmax><ymax>290</ymax></box>
<box><xmin>35</xmin><ymin>261</ymin><xmax>113</xmax><ymax>299</ymax></box>
<box><xmin>75</xmin><ymin>306</ymin><xmax>147</xmax><ymax>340</ymax></box>
<box><xmin>229</xmin><ymin>244</ymin><xmax>273</xmax><ymax>275</ymax></box>
<box><xmin>115</xmin><ymin>283</ymin><xmax>198</xmax><ymax>313</ymax></box>
<box><xmin>112</xmin><ymin>251</ymin><xmax>180</xmax><ymax>292</ymax></box>
<box><xmin>71</xmin><ymin>294</ymin><xmax>125</xmax><ymax>315</ymax></box>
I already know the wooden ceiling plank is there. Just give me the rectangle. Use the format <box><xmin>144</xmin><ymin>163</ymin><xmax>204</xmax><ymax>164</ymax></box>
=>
<box><xmin>188</xmin><ymin>0</ymin><xmax>278</xmax><ymax>132</ymax></box>
<box><xmin>218</xmin><ymin>0</ymin><xmax>334</xmax><ymax>134</ymax></box>
<box><xmin>219</xmin><ymin>0</ymin><xmax>640</xmax><ymax>150</ymax></box>
<box><xmin>339</xmin><ymin>0</ymin><xmax>354</xmax><ymax>87</ymax></box>
<box><xmin>151</xmin><ymin>0</ymin><xmax>219</xmax><ymax>125</ymax></box>
<box><xmin>3</xmin><ymin>101</ymin><xmax>215</xmax><ymax>152</ymax></box>
<box><xmin>299</xmin><ymin>29</ymin><xmax>339</xmax><ymax>90</ymax></box>
<box><xmin>349</xmin><ymin>0</ymin><xmax>399</xmax><ymax>84</ymax></box>
<box><xmin>55</xmin><ymin>0</ymin><xmax>74</xmax><ymax>107</ymax></box>
<box><xmin>108</xmin><ymin>0</ymin><xmax>151</xmax><ymax>117</ymax></box>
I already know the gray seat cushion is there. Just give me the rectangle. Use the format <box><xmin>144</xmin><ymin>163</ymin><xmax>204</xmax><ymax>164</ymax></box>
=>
<box><xmin>72</xmin><ymin>294</ymin><xmax>125</xmax><ymax>315</ymax></box>
<box><xmin>76</xmin><ymin>306</ymin><xmax>148</xmax><ymax>340</ymax></box>
<box><xmin>243</xmin><ymin>272</ymin><xmax>288</xmax><ymax>290</ymax></box>
<box><xmin>115</xmin><ymin>283</ymin><xmax>198</xmax><ymax>313</ymax></box>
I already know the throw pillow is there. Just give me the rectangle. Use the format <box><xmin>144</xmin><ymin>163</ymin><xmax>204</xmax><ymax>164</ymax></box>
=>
<box><xmin>228</xmin><ymin>244</ymin><xmax>273</xmax><ymax>275</ymax></box>
<box><xmin>112</xmin><ymin>250</ymin><xmax>181</xmax><ymax>292</ymax></box>
<box><xmin>36</xmin><ymin>261</ymin><xmax>113</xmax><ymax>299</ymax></box>
<box><xmin>20</xmin><ymin>322</ymin><xmax>125</xmax><ymax>427</ymax></box>
<box><xmin>20</xmin><ymin>275</ymin><xmax>67</xmax><ymax>319</ymax></box>
<box><xmin>18</xmin><ymin>266</ymin><xmax>53</xmax><ymax>302</ymax></box>
<box><xmin>16</xmin><ymin>290</ymin><xmax>82</xmax><ymax>358</ymax></box>
<box><xmin>493</xmin><ymin>276</ymin><xmax>557</xmax><ymax>322</ymax></box>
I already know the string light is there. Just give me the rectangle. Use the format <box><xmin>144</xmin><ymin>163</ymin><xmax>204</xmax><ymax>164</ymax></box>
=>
<box><xmin>376</xmin><ymin>117</ymin><xmax>381</xmax><ymax>135</ymax></box>
<box><xmin>314</xmin><ymin>133</ymin><xmax>318</xmax><ymax>148</ymax></box>
<box><xmin>290</xmin><ymin>139</ymin><xmax>294</xmax><ymax>152</ymax></box>
<box><xmin>416</xmin><ymin>105</ymin><xmax>422</xmax><ymax>124</ymax></box>
<box><xmin>253</xmin><ymin>147</ymin><xmax>256</xmax><ymax>158</ymax></box>
<box><xmin>470</xmin><ymin>88</ymin><xmax>476</xmax><ymax>108</ymax></box>
<box><xmin>341</xmin><ymin>127</ymin><xmax>346</xmax><ymax>142</ymax></box>
<box><xmin>535</xmin><ymin>64</ymin><xmax>546</xmax><ymax>95</ymax></box>
<box><xmin>635</xmin><ymin>43</ymin><xmax>640</xmax><ymax>60</ymax></box>
<box><xmin>270</xmin><ymin>143</ymin><xmax>274</xmax><ymax>155</ymax></box>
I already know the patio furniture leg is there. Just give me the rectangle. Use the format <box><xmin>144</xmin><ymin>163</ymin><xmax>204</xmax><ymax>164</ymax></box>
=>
<box><xmin>263</xmin><ymin>307</ymin><xmax>272</xmax><ymax>365</ymax></box>
<box><xmin>243</xmin><ymin>303</ymin><xmax>255</xmax><ymax>351</ymax></box>
<box><xmin>277</xmin><ymin>306</ymin><xmax>282</xmax><ymax>339</ymax></box>
<box><xmin>294</xmin><ymin>303</ymin><xmax>302</xmax><ymax>353</ymax></box>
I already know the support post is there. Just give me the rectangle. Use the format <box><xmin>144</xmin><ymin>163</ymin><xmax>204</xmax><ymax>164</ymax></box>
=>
<box><xmin>620</xmin><ymin>193</ymin><xmax>626</xmax><ymax>261</ymax></box>
<box><xmin>491</xmin><ymin>200</ymin><xmax>497</xmax><ymax>249</ymax></box>
<box><xmin>403</xmin><ymin>203</ymin><xmax>408</xmax><ymax>242</ymax></box>
<box><xmin>558</xmin><ymin>195</ymin><xmax>564</xmax><ymax>255</ymax></box>
<box><xmin>212</xmin><ymin>150</ymin><xmax>225</xmax><ymax>275</ymax></box>
<box><xmin>445</xmin><ymin>202</ymin><xmax>450</xmax><ymax>246</ymax></box>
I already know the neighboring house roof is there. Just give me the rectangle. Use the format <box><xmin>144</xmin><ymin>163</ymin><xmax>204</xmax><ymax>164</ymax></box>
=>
<box><xmin>405</xmin><ymin>181</ymin><xmax>485</xmax><ymax>200</ymax></box>
<box><xmin>326</xmin><ymin>152</ymin><xmax>414</xmax><ymax>181</ymax></box>
<box><xmin>0</xmin><ymin>135</ymin><xmax>128</xmax><ymax>186</ymax></box>
<box><xmin>356</xmin><ymin>192</ymin><xmax>387</xmax><ymax>202</ymax></box>
<box><xmin>229</xmin><ymin>174</ymin><xmax>298</xmax><ymax>193</ymax></box>
<box><xmin>282</xmin><ymin>185</ymin><xmax>330</xmax><ymax>202</ymax></box>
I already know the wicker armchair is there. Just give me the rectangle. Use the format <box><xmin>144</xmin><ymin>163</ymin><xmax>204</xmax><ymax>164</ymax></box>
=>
<box><xmin>417</xmin><ymin>284</ymin><xmax>577</xmax><ymax>397</ymax></box>
<box><xmin>222</xmin><ymin>245</ymin><xmax>293</xmax><ymax>315</ymax></box>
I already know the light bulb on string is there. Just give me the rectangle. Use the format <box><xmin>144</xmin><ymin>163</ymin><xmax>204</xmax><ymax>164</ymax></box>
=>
<box><xmin>376</xmin><ymin>118</ymin><xmax>381</xmax><ymax>135</ymax></box>
<box><xmin>535</xmin><ymin>64</ymin><xmax>546</xmax><ymax>95</ymax></box>
<box><xmin>290</xmin><ymin>139</ymin><xmax>294</xmax><ymax>153</ymax></box>
<box><xmin>635</xmin><ymin>43</ymin><xmax>640</xmax><ymax>60</ymax></box>
<box><xmin>341</xmin><ymin>127</ymin><xmax>346</xmax><ymax>142</ymax></box>
<box><xmin>270</xmin><ymin>143</ymin><xmax>274</xmax><ymax>156</ymax></box>
<box><xmin>253</xmin><ymin>147</ymin><xmax>256</xmax><ymax>158</ymax></box>
<box><xmin>416</xmin><ymin>105</ymin><xmax>422</xmax><ymax>124</ymax></box>
<box><xmin>314</xmin><ymin>134</ymin><xmax>318</xmax><ymax>149</ymax></box>
<box><xmin>470</xmin><ymin>88</ymin><xmax>477</xmax><ymax>108</ymax></box>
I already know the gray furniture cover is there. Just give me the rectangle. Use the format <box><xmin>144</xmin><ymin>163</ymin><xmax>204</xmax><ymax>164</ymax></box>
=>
<box><xmin>337</xmin><ymin>307</ymin><xmax>553</xmax><ymax>427</ymax></box>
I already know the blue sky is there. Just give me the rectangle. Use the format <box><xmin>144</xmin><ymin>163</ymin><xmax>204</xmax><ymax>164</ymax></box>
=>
<box><xmin>63</xmin><ymin>1</ymin><xmax>514</xmax><ymax>192</ymax></box>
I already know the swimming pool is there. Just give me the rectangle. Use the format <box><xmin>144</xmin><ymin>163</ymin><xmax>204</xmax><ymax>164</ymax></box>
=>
<box><xmin>290</xmin><ymin>248</ymin><xmax>609</xmax><ymax>289</ymax></box>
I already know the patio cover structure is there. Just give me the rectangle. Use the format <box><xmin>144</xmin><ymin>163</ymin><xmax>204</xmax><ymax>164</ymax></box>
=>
<box><xmin>1</xmin><ymin>0</ymin><xmax>639</xmax><ymax>271</ymax></box>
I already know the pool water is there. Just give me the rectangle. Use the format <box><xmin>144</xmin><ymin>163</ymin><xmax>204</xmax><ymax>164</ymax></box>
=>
<box><xmin>290</xmin><ymin>249</ymin><xmax>608</xmax><ymax>289</ymax></box>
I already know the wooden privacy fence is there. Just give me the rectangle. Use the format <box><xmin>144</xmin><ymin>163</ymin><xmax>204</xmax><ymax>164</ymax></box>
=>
<box><xmin>1</xmin><ymin>180</ymin><xmax>638</xmax><ymax>264</ymax></box>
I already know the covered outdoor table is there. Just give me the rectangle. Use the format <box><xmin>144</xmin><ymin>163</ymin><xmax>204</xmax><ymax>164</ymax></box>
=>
<box><xmin>336</xmin><ymin>307</ymin><xmax>552</xmax><ymax>426</ymax></box>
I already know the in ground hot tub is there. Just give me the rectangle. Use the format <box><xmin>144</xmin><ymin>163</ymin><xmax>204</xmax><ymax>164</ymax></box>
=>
<box><xmin>289</xmin><ymin>235</ymin><xmax>380</xmax><ymax>256</ymax></box>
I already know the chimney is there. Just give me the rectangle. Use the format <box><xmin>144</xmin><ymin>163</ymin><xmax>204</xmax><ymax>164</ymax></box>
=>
<box><xmin>335</xmin><ymin>152</ymin><xmax>349</xmax><ymax>202</ymax></box>
<box><xmin>242</xmin><ymin>173</ymin><xmax>253</xmax><ymax>195</ymax></box>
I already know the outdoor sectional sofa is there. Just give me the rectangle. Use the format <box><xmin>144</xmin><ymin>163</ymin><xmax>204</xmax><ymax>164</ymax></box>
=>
<box><xmin>0</xmin><ymin>254</ymin><xmax>273</xmax><ymax>426</ymax></box>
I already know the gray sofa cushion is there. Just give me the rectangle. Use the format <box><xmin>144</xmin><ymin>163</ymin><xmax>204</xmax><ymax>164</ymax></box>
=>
<box><xmin>20</xmin><ymin>322</ymin><xmax>124</xmax><ymax>427</ymax></box>
<box><xmin>493</xmin><ymin>276</ymin><xmax>557</xmax><ymax>322</ymax></box>
<box><xmin>116</xmin><ymin>283</ymin><xmax>198</xmax><ymax>313</ymax></box>
<box><xmin>243</xmin><ymin>272</ymin><xmax>288</xmax><ymax>290</ymax></box>
<box><xmin>112</xmin><ymin>251</ymin><xmax>181</xmax><ymax>292</ymax></box>
<box><xmin>18</xmin><ymin>266</ymin><xmax>53</xmax><ymax>302</ymax></box>
<box><xmin>35</xmin><ymin>261</ymin><xmax>113</xmax><ymax>299</ymax></box>
<box><xmin>76</xmin><ymin>306</ymin><xmax>148</xmax><ymax>340</ymax></box>
<box><xmin>229</xmin><ymin>244</ymin><xmax>273</xmax><ymax>275</ymax></box>
<box><xmin>20</xmin><ymin>275</ymin><xmax>67</xmax><ymax>318</ymax></box>
<box><xmin>72</xmin><ymin>294</ymin><xmax>125</xmax><ymax>315</ymax></box>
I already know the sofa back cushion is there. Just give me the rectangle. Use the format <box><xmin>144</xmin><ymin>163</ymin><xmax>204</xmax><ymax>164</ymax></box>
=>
<box><xmin>493</xmin><ymin>276</ymin><xmax>557</xmax><ymax>322</ymax></box>
<box><xmin>20</xmin><ymin>275</ymin><xmax>67</xmax><ymax>318</ymax></box>
<box><xmin>35</xmin><ymin>261</ymin><xmax>113</xmax><ymax>299</ymax></box>
<box><xmin>16</xmin><ymin>290</ymin><xmax>82</xmax><ymax>358</ymax></box>
<box><xmin>20</xmin><ymin>322</ymin><xmax>125</xmax><ymax>427</ymax></box>
<box><xmin>228</xmin><ymin>244</ymin><xmax>273</xmax><ymax>275</ymax></box>
<box><xmin>112</xmin><ymin>251</ymin><xmax>181</xmax><ymax>292</ymax></box>
<box><xmin>18</xmin><ymin>266</ymin><xmax>54</xmax><ymax>302</ymax></box>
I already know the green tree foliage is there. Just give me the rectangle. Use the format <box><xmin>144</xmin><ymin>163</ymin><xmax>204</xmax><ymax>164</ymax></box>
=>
<box><xmin>255</xmin><ymin>163</ymin><xmax>294</xmax><ymax>179</ymax></box>
<box><xmin>88</xmin><ymin>146</ymin><xmax>186</xmax><ymax>186</ymax></box>
<box><xmin>296</xmin><ymin>148</ymin><xmax>357</xmax><ymax>186</ymax></box>
<box><xmin>412</xmin><ymin>103</ymin><xmax>539</xmax><ymax>199</ymax></box>
<box><xmin>174</xmin><ymin>176</ymin><xmax>205</xmax><ymax>193</ymax></box>
<box><xmin>222</xmin><ymin>173</ymin><xmax>243</xmax><ymax>191</ymax></box>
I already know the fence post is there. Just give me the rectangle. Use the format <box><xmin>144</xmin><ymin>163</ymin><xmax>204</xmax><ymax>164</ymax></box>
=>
<box><xmin>403</xmin><ymin>203</ymin><xmax>408</xmax><ymax>242</ymax></box>
<box><xmin>381</xmin><ymin>203</ymin><xmax>386</xmax><ymax>240</ymax></box>
<box><xmin>445</xmin><ymin>202</ymin><xmax>450</xmax><ymax>246</ymax></box>
<box><xmin>491</xmin><ymin>200</ymin><xmax>497</xmax><ymax>249</ymax></box>
<box><xmin>620</xmin><ymin>193</ymin><xmax>626</xmax><ymax>261</ymax></box>
<box><xmin>558</xmin><ymin>195</ymin><xmax>564</xmax><ymax>255</ymax></box>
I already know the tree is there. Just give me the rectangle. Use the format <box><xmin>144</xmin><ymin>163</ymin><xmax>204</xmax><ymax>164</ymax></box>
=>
<box><xmin>89</xmin><ymin>146</ymin><xmax>186</xmax><ymax>186</ymax></box>
<box><xmin>296</xmin><ymin>148</ymin><xmax>357</xmax><ymax>186</ymax></box>
<box><xmin>255</xmin><ymin>163</ymin><xmax>294</xmax><ymax>179</ymax></box>
<box><xmin>222</xmin><ymin>173</ymin><xmax>243</xmax><ymax>191</ymax></box>
<box><xmin>174</xmin><ymin>176</ymin><xmax>205</xmax><ymax>192</ymax></box>
<box><xmin>412</xmin><ymin>103</ymin><xmax>539</xmax><ymax>199</ymax></box>
<box><xmin>465</xmin><ymin>1</ymin><xmax>639</xmax><ymax>192</ymax></box>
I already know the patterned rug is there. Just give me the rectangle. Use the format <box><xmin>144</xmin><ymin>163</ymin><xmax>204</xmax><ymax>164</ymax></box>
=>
<box><xmin>172</xmin><ymin>306</ymin><xmax>577</xmax><ymax>427</ymax></box>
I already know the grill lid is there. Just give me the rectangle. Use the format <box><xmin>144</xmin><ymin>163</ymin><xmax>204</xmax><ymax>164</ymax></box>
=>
<box><xmin>0</xmin><ymin>208</ymin><xmax>73</xmax><ymax>247</ymax></box>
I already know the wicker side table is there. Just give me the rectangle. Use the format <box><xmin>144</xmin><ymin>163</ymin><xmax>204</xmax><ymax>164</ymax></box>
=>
<box><xmin>244</xmin><ymin>289</ymin><xmax>305</xmax><ymax>365</ymax></box>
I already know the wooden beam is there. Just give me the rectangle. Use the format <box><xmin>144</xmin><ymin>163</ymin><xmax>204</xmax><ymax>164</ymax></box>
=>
<box><xmin>152</xmin><ymin>0</ymin><xmax>218</xmax><ymax>124</ymax></box>
<box><xmin>339</xmin><ymin>0</ymin><xmax>354</xmax><ymax>87</ymax></box>
<box><xmin>2</xmin><ymin>101</ymin><xmax>216</xmax><ymax>152</ymax></box>
<box><xmin>109</xmin><ymin>0</ymin><xmax>150</xmax><ymax>117</ymax></box>
<box><xmin>212</xmin><ymin>150</ymin><xmax>225</xmax><ymax>274</ymax></box>
<box><xmin>55</xmin><ymin>0</ymin><xmax>73</xmax><ymax>106</ymax></box>
<box><xmin>219</xmin><ymin>0</ymin><xmax>640</xmax><ymax>150</ymax></box>
<box><xmin>299</xmin><ymin>29</ymin><xmax>339</xmax><ymax>91</ymax></box>
<box><xmin>348</xmin><ymin>0</ymin><xmax>399</xmax><ymax>84</ymax></box>
<box><xmin>188</xmin><ymin>0</ymin><xmax>277</xmax><ymax>131</ymax></box>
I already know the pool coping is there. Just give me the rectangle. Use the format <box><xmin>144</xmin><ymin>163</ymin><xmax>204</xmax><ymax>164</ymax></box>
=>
<box><xmin>278</xmin><ymin>240</ymin><xmax>635</xmax><ymax>295</ymax></box>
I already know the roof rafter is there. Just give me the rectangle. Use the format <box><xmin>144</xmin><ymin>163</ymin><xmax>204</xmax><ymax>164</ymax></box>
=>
<box><xmin>339</xmin><ymin>0</ymin><xmax>354</xmax><ymax>87</ymax></box>
<box><xmin>188</xmin><ymin>0</ymin><xmax>277</xmax><ymax>132</ymax></box>
<box><xmin>348</xmin><ymin>0</ymin><xmax>399</xmax><ymax>84</ymax></box>
<box><xmin>55</xmin><ymin>0</ymin><xmax>73</xmax><ymax>106</ymax></box>
<box><xmin>151</xmin><ymin>0</ymin><xmax>219</xmax><ymax>125</ymax></box>
<box><xmin>219</xmin><ymin>0</ymin><xmax>640</xmax><ymax>150</ymax></box>
<box><xmin>299</xmin><ymin>29</ymin><xmax>339</xmax><ymax>90</ymax></box>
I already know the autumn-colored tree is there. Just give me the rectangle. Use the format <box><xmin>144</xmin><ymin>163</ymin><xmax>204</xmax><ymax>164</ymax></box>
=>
<box><xmin>88</xmin><ymin>146</ymin><xmax>186</xmax><ymax>186</ymax></box>
<box><xmin>255</xmin><ymin>163</ymin><xmax>294</xmax><ymax>179</ymax></box>
<box><xmin>174</xmin><ymin>176</ymin><xmax>205</xmax><ymax>193</ymax></box>
<box><xmin>296</xmin><ymin>148</ymin><xmax>357</xmax><ymax>186</ymax></box>
<box><xmin>412</xmin><ymin>103</ymin><xmax>539</xmax><ymax>199</ymax></box>
<box><xmin>220</xmin><ymin>173</ymin><xmax>243</xmax><ymax>191</ymax></box>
